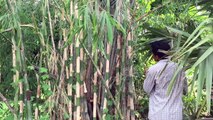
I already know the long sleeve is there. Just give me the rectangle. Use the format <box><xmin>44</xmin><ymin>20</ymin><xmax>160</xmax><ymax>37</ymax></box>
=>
<box><xmin>143</xmin><ymin>69</ymin><xmax>156</xmax><ymax>95</ymax></box>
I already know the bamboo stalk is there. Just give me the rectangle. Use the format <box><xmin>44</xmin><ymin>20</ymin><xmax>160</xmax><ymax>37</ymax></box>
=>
<box><xmin>75</xmin><ymin>37</ymin><xmax>81</xmax><ymax>120</ymax></box>
<box><xmin>35</xmin><ymin>73</ymin><xmax>40</xmax><ymax>120</ymax></box>
<box><xmin>127</xmin><ymin>6</ymin><xmax>135</xmax><ymax>119</ymax></box>
<box><xmin>80</xmin><ymin>44</ymin><xmax>90</xmax><ymax>120</ymax></box>
<box><xmin>21</xmin><ymin>36</ymin><xmax>32</xmax><ymax>120</ymax></box>
<box><xmin>12</xmin><ymin>38</ymin><xmax>18</xmax><ymax>120</ymax></box>
<box><xmin>98</xmin><ymin>54</ymin><xmax>103</xmax><ymax>113</ymax></box>
<box><xmin>126</xmin><ymin>31</ymin><xmax>133</xmax><ymax>120</ymax></box>
<box><xmin>102</xmin><ymin>42</ymin><xmax>111</xmax><ymax>120</ymax></box>
<box><xmin>115</xmin><ymin>1</ymin><xmax>123</xmax><ymax>118</ymax></box>
<box><xmin>115</xmin><ymin>33</ymin><xmax>122</xmax><ymax>118</ymax></box>
<box><xmin>93</xmin><ymin>72</ymin><xmax>98</xmax><ymax>119</ymax></box>
<box><xmin>61</xmin><ymin>27</ymin><xmax>68</xmax><ymax>120</ymax></box>
<box><xmin>93</xmin><ymin>50</ymin><xmax>98</xmax><ymax>120</ymax></box>
<box><xmin>55</xmin><ymin>8</ymin><xmax>68</xmax><ymax>119</ymax></box>
<box><xmin>81</xmin><ymin>43</ymin><xmax>124</xmax><ymax>119</ymax></box>
<box><xmin>8</xmin><ymin>0</ymin><xmax>32</xmax><ymax>118</ymax></box>
<box><xmin>91</xmin><ymin>3</ymin><xmax>101</xmax><ymax>118</ymax></box>
<box><xmin>67</xmin><ymin>1</ymin><xmax>74</xmax><ymax>120</ymax></box>
<box><xmin>73</xmin><ymin>2</ymin><xmax>82</xmax><ymax>120</ymax></box>
<box><xmin>80</xmin><ymin>45</ymin><xmax>84</xmax><ymax>115</ymax></box>
<box><xmin>68</xmin><ymin>43</ymin><xmax>73</xmax><ymax>120</ymax></box>
<box><xmin>19</xmin><ymin>81</ymin><xmax>23</xmax><ymax>120</ymax></box>
<box><xmin>7</xmin><ymin>0</ymin><xmax>21</xmax><ymax>119</ymax></box>
<box><xmin>121</xmin><ymin>35</ymin><xmax>127</xmax><ymax>119</ymax></box>
<box><xmin>46</xmin><ymin>0</ymin><xmax>56</xmax><ymax>52</ymax></box>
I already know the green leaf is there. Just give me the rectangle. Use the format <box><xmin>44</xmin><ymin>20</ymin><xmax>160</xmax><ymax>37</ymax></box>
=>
<box><xmin>105</xmin><ymin>13</ymin><xmax>113</xmax><ymax>44</ymax></box>
<box><xmin>168</xmin><ymin>53</ymin><xmax>190</xmax><ymax>95</ymax></box>
<box><xmin>42</xmin><ymin>83</ymin><xmax>50</xmax><ymax>91</ymax></box>
<box><xmin>192</xmin><ymin>47</ymin><xmax>213</xmax><ymax>68</ymax></box>
<box><xmin>0</xmin><ymin>14</ymin><xmax>9</xmax><ymax>22</ymax></box>
<box><xmin>11</xmin><ymin>68</ymin><xmax>17</xmax><ymax>73</ymax></box>
<box><xmin>46</xmin><ymin>90</ymin><xmax>53</xmax><ymax>96</ymax></box>
<box><xmin>106</xmin><ymin>114</ymin><xmax>112</xmax><ymax>120</ymax></box>
<box><xmin>5</xmin><ymin>114</ymin><xmax>14</xmax><ymax>120</ymax></box>
<box><xmin>41</xmin><ymin>74</ymin><xmax>49</xmax><ymax>80</ymax></box>
<box><xmin>189</xmin><ymin>67</ymin><xmax>198</xmax><ymax>94</ymax></box>
<box><xmin>98</xmin><ymin>39</ymin><xmax>107</xmax><ymax>59</ymax></box>
<box><xmin>39</xmin><ymin>67</ymin><xmax>48</xmax><ymax>73</ymax></box>
<box><xmin>166</xmin><ymin>26</ymin><xmax>190</xmax><ymax>37</ymax></box>
<box><xmin>63</xmin><ymin>112</ymin><xmax>70</xmax><ymax>119</ymax></box>
<box><xmin>108</xmin><ymin>100</ymin><xmax>113</xmax><ymax>106</ymax></box>
<box><xmin>27</xmin><ymin>66</ymin><xmax>34</xmax><ymax>70</ymax></box>
<box><xmin>103</xmin><ymin>108</ymin><xmax>109</xmax><ymax>113</ymax></box>
<box><xmin>110</xmin><ymin>18</ymin><xmax>126</xmax><ymax>35</ymax></box>
<box><xmin>183</xmin><ymin>18</ymin><xmax>213</xmax><ymax>48</ymax></box>
<box><xmin>181</xmin><ymin>35</ymin><xmax>212</xmax><ymax>56</ymax></box>
<box><xmin>167</xmin><ymin>65</ymin><xmax>182</xmax><ymax>95</ymax></box>
<box><xmin>182</xmin><ymin>29</ymin><xmax>204</xmax><ymax>52</ymax></box>
<box><xmin>206</xmin><ymin>54</ymin><xmax>213</xmax><ymax>112</ymax></box>
<box><xmin>84</xmin><ymin>6</ymin><xmax>89</xmax><ymax>30</ymax></box>
<box><xmin>100</xmin><ymin>11</ymin><xmax>106</xmax><ymax>33</ymax></box>
<box><xmin>196</xmin><ymin>61</ymin><xmax>206</xmax><ymax>109</ymax></box>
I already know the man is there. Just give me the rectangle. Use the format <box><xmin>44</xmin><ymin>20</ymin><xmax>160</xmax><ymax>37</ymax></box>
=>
<box><xmin>143</xmin><ymin>40</ymin><xmax>187</xmax><ymax>120</ymax></box>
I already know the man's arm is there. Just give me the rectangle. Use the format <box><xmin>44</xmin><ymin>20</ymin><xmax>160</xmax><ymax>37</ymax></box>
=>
<box><xmin>143</xmin><ymin>69</ymin><xmax>156</xmax><ymax>95</ymax></box>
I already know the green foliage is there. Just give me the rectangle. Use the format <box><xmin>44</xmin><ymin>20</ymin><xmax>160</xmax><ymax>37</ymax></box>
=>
<box><xmin>134</xmin><ymin>0</ymin><xmax>213</xmax><ymax>119</ymax></box>
<box><xmin>183</xmin><ymin>93</ymin><xmax>207</xmax><ymax>119</ymax></box>
<box><xmin>39</xmin><ymin>114</ymin><xmax>50</xmax><ymax>120</ymax></box>
<box><xmin>0</xmin><ymin>102</ymin><xmax>13</xmax><ymax>119</ymax></box>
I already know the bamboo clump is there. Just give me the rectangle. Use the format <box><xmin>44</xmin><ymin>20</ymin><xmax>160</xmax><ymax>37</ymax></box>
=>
<box><xmin>1</xmin><ymin>0</ymin><xmax>136</xmax><ymax>120</ymax></box>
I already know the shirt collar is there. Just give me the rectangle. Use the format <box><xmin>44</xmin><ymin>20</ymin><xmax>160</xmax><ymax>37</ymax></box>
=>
<box><xmin>158</xmin><ymin>56</ymin><xmax>171</xmax><ymax>62</ymax></box>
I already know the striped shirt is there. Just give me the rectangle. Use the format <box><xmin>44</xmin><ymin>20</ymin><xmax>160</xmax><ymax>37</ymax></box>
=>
<box><xmin>143</xmin><ymin>59</ymin><xmax>187</xmax><ymax>120</ymax></box>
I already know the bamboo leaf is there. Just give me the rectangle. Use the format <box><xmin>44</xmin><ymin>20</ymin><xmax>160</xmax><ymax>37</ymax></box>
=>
<box><xmin>189</xmin><ymin>67</ymin><xmax>198</xmax><ymax>94</ymax></box>
<box><xmin>27</xmin><ymin>66</ymin><xmax>34</xmax><ymax>70</ymax></box>
<box><xmin>98</xmin><ymin>39</ymin><xmax>107</xmax><ymax>59</ymax></box>
<box><xmin>182</xmin><ymin>29</ymin><xmax>204</xmax><ymax>52</ymax></box>
<box><xmin>67</xmin><ymin>25</ymin><xmax>83</xmax><ymax>45</ymax></box>
<box><xmin>166</xmin><ymin>26</ymin><xmax>190</xmax><ymax>37</ymax></box>
<box><xmin>176</xmin><ymin>34</ymin><xmax>182</xmax><ymax>49</ymax></box>
<box><xmin>196</xmin><ymin>61</ymin><xmax>206</xmax><ymax>109</ymax></box>
<box><xmin>206</xmin><ymin>55</ymin><xmax>213</xmax><ymax>112</ymax></box>
<box><xmin>183</xmin><ymin>18</ymin><xmax>213</xmax><ymax>48</ymax></box>
<box><xmin>110</xmin><ymin>18</ymin><xmax>126</xmax><ymax>35</ymax></box>
<box><xmin>39</xmin><ymin>67</ymin><xmax>48</xmax><ymax>73</ymax></box>
<box><xmin>84</xmin><ymin>6</ymin><xmax>89</xmax><ymax>30</ymax></box>
<box><xmin>180</xmin><ymin>35</ymin><xmax>213</xmax><ymax>56</ymax></box>
<box><xmin>100</xmin><ymin>11</ymin><xmax>106</xmax><ymax>33</ymax></box>
<box><xmin>0</xmin><ymin>14</ymin><xmax>9</xmax><ymax>22</ymax></box>
<box><xmin>167</xmin><ymin>65</ymin><xmax>182</xmax><ymax>95</ymax></box>
<box><xmin>105</xmin><ymin>13</ymin><xmax>113</xmax><ymax>44</ymax></box>
<box><xmin>192</xmin><ymin>47</ymin><xmax>213</xmax><ymax>68</ymax></box>
<box><xmin>167</xmin><ymin>53</ymin><xmax>190</xmax><ymax>95</ymax></box>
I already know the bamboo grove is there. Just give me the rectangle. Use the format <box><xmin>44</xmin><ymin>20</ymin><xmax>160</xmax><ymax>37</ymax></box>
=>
<box><xmin>0</xmin><ymin>0</ymin><xmax>136</xmax><ymax>119</ymax></box>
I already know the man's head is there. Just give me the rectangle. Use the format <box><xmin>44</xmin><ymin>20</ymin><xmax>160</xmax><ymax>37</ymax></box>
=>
<box><xmin>150</xmin><ymin>40</ymin><xmax>171</xmax><ymax>61</ymax></box>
